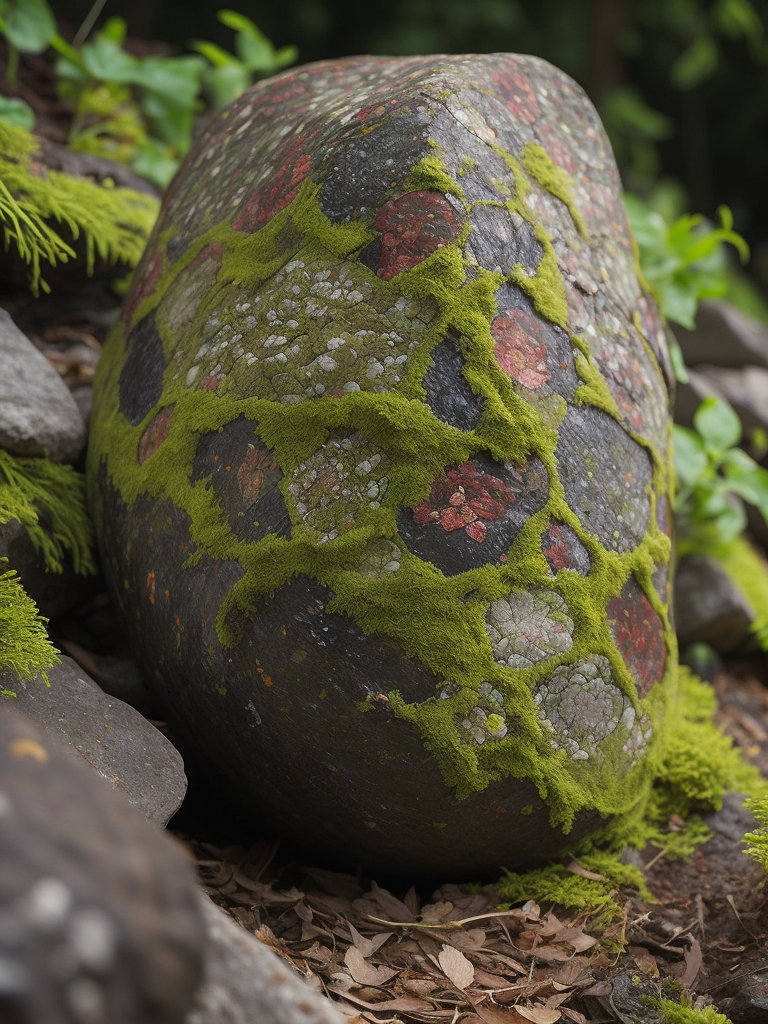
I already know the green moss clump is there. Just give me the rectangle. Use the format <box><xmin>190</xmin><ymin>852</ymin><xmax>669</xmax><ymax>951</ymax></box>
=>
<box><xmin>0</xmin><ymin>564</ymin><xmax>59</xmax><ymax>691</ymax></box>
<box><xmin>743</xmin><ymin>794</ymin><xmax>768</xmax><ymax>870</ymax></box>
<box><xmin>648</xmin><ymin>667</ymin><xmax>765</xmax><ymax>824</ymax></box>
<box><xmin>493</xmin><ymin>667</ymin><xmax>767</xmax><ymax>922</ymax></box>
<box><xmin>0</xmin><ymin>449</ymin><xmax>97</xmax><ymax>575</ymax></box>
<box><xmin>0</xmin><ymin>119</ymin><xmax>159</xmax><ymax>295</ymax></box>
<box><xmin>654</xmin><ymin>997</ymin><xmax>731</xmax><ymax>1024</ymax></box>
<box><xmin>521</xmin><ymin>142</ymin><xmax>588</xmax><ymax>240</ymax></box>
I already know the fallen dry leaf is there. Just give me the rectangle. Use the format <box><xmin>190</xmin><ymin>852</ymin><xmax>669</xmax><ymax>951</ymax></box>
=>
<box><xmin>514</xmin><ymin>1002</ymin><xmax>562</xmax><ymax>1023</ymax></box>
<box><xmin>344</xmin><ymin>946</ymin><xmax>399</xmax><ymax>987</ymax></box>
<box><xmin>438</xmin><ymin>942</ymin><xmax>476</xmax><ymax>990</ymax></box>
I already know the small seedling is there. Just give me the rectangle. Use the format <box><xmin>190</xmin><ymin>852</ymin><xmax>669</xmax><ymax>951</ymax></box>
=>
<box><xmin>673</xmin><ymin>394</ymin><xmax>768</xmax><ymax>554</ymax></box>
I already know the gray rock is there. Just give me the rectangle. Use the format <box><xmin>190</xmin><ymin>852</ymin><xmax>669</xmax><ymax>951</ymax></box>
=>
<box><xmin>674</xmin><ymin>554</ymin><xmax>755</xmax><ymax>654</ymax></box>
<box><xmin>187</xmin><ymin>896</ymin><xmax>345</xmax><ymax>1024</ymax></box>
<box><xmin>0</xmin><ymin>308</ymin><xmax>86</xmax><ymax>462</ymax></box>
<box><xmin>672</xmin><ymin>298</ymin><xmax>768</xmax><ymax>371</ymax></box>
<box><xmin>0</xmin><ymin>704</ymin><xmax>205</xmax><ymax>1024</ymax></box>
<box><xmin>1</xmin><ymin>656</ymin><xmax>186</xmax><ymax>827</ymax></box>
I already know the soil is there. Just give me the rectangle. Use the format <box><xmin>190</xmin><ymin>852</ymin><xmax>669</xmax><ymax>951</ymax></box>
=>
<box><xmin>5</xmin><ymin>47</ymin><xmax>768</xmax><ymax>1024</ymax></box>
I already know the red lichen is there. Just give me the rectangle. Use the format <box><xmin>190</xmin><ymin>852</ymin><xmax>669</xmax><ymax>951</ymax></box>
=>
<box><xmin>375</xmin><ymin>191</ymin><xmax>463</xmax><ymax>280</ymax></box>
<box><xmin>411</xmin><ymin>461</ymin><xmax>518</xmax><ymax>542</ymax></box>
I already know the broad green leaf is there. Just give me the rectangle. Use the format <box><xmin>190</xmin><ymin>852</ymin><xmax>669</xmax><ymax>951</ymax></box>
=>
<box><xmin>132</xmin><ymin>138</ymin><xmax>179</xmax><ymax>190</ymax></box>
<box><xmin>99</xmin><ymin>16</ymin><xmax>127</xmax><ymax>45</ymax></box>
<box><xmin>204</xmin><ymin>62</ymin><xmax>250</xmax><ymax>109</ymax></box>
<box><xmin>3</xmin><ymin>0</ymin><xmax>56</xmax><ymax>53</ymax></box>
<box><xmin>139</xmin><ymin>55</ymin><xmax>206</xmax><ymax>108</ymax></box>
<box><xmin>656</xmin><ymin>278</ymin><xmax>697</xmax><ymax>327</ymax></box>
<box><xmin>672</xmin><ymin>426</ymin><xmax>708</xmax><ymax>489</ymax></box>
<box><xmin>0</xmin><ymin>94</ymin><xmax>35</xmax><ymax>128</ymax></box>
<box><xmin>81</xmin><ymin>36</ymin><xmax>138</xmax><ymax>83</ymax></box>
<box><xmin>693</xmin><ymin>395</ymin><xmax>742</xmax><ymax>451</ymax></box>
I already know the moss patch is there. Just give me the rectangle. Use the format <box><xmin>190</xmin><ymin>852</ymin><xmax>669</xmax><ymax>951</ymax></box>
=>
<box><xmin>0</xmin><ymin>120</ymin><xmax>158</xmax><ymax>295</ymax></box>
<box><xmin>0</xmin><ymin>449</ymin><xmax>97</xmax><ymax>575</ymax></box>
<box><xmin>0</xmin><ymin>564</ymin><xmax>59</xmax><ymax>691</ymax></box>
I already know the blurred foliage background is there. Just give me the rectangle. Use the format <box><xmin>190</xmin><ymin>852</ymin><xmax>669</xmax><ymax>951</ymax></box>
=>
<box><xmin>19</xmin><ymin>0</ymin><xmax>768</xmax><ymax>299</ymax></box>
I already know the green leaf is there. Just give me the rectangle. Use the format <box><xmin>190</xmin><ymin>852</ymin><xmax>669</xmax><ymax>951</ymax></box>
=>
<box><xmin>0</xmin><ymin>95</ymin><xmax>35</xmax><ymax>129</ymax></box>
<box><xmin>80</xmin><ymin>36</ymin><xmax>139</xmax><ymax>83</ymax></box>
<box><xmin>672</xmin><ymin>426</ymin><xmax>708</xmax><ymax>489</ymax></box>
<box><xmin>190</xmin><ymin>39</ymin><xmax>236</xmax><ymax>69</ymax></box>
<box><xmin>138</xmin><ymin>55</ymin><xmax>206</xmax><ymax>108</ymax></box>
<box><xmin>132</xmin><ymin>138</ymin><xmax>179</xmax><ymax>190</ymax></box>
<box><xmin>693</xmin><ymin>395</ymin><xmax>742</xmax><ymax>451</ymax></box>
<box><xmin>99</xmin><ymin>15</ymin><xmax>127</xmax><ymax>45</ymax></box>
<box><xmin>656</xmin><ymin>278</ymin><xmax>697</xmax><ymax>328</ymax></box>
<box><xmin>2</xmin><ymin>0</ymin><xmax>56</xmax><ymax>53</ymax></box>
<box><xmin>204</xmin><ymin>61</ymin><xmax>251</xmax><ymax>109</ymax></box>
<box><xmin>672</xmin><ymin>34</ymin><xmax>719</xmax><ymax>90</ymax></box>
<box><xmin>669</xmin><ymin>338</ymin><xmax>689</xmax><ymax>383</ymax></box>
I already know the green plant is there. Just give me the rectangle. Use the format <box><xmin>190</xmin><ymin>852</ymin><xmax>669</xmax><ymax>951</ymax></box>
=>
<box><xmin>744</xmin><ymin>794</ymin><xmax>768</xmax><ymax>870</ymax></box>
<box><xmin>0</xmin><ymin>448</ymin><xmax>97</xmax><ymax>575</ymax></box>
<box><xmin>0</xmin><ymin>118</ymin><xmax>158</xmax><ymax>293</ymax></box>
<box><xmin>673</xmin><ymin>395</ymin><xmax>768</xmax><ymax>555</ymax></box>
<box><xmin>625</xmin><ymin>195</ymin><xmax>749</xmax><ymax>373</ymax></box>
<box><xmin>0</xmin><ymin>2</ymin><xmax>297</xmax><ymax>189</ymax></box>
<box><xmin>191</xmin><ymin>9</ymin><xmax>298</xmax><ymax>110</ymax></box>
<box><xmin>0</xmin><ymin>563</ymin><xmax>59</xmax><ymax>689</ymax></box>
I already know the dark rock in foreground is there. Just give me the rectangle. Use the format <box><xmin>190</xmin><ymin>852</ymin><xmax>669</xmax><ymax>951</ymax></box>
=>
<box><xmin>0</xmin><ymin>705</ymin><xmax>204</xmax><ymax>1024</ymax></box>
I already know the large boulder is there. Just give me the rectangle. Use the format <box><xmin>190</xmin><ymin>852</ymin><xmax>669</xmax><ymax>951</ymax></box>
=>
<box><xmin>88</xmin><ymin>55</ymin><xmax>675</xmax><ymax>877</ymax></box>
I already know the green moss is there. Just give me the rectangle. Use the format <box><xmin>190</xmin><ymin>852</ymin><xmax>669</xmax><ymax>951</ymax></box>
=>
<box><xmin>654</xmin><ymin>997</ymin><xmax>731</xmax><ymax>1024</ymax></box>
<box><xmin>521</xmin><ymin>142</ymin><xmax>588</xmax><ymax>240</ymax></box>
<box><xmin>0</xmin><ymin>449</ymin><xmax>97</xmax><ymax>575</ymax></box>
<box><xmin>0</xmin><ymin>563</ymin><xmax>59</xmax><ymax>691</ymax></box>
<box><xmin>743</xmin><ymin>794</ymin><xmax>768</xmax><ymax>870</ymax></box>
<box><xmin>0</xmin><ymin>119</ymin><xmax>159</xmax><ymax>295</ymax></box>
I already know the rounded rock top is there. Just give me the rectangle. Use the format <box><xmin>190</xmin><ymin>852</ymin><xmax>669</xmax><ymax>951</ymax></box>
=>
<box><xmin>88</xmin><ymin>54</ymin><xmax>675</xmax><ymax>877</ymax></box>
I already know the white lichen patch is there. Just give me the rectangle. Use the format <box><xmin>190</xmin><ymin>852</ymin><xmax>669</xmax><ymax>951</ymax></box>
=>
<box><xmin>534</xmin><ymin>656</ymin><xmax>645</xmax><ymax>763</ymax></box>
<box><xmin>438</xmin><ymin>680</ymin><xmax>509</xmax><ymax>746</ymax></box>
<box><xmin>486</xmin><ymin>588</ymin><xmax>573</xmax><ymax>668</ymax></box>
<box><xmin>286</xmin><ymin>432</ymin><xmax>390</xmax><ymax>542</ymax></box>
<box><xmin>167</xmin><ymin>256</ymin><xmax>438</xmax><ymax>401</ymax></box>
<box><xmin>353</xmin><ymin>539</ymin><xmax>402</xmax><ymax>578</ymax></box>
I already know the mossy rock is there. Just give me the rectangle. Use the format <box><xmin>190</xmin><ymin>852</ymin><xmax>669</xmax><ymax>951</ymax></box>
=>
<box><xmin>87</xmin><ymin>54</ymin><xmax>675</xmax><ymax>876</ymax></box>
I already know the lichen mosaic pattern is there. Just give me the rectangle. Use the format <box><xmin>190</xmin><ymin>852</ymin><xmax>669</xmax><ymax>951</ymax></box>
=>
<box><xmin>88</xmin><ymin>54</ymin><xmax>675</xmax><ymax>872</ymax></box>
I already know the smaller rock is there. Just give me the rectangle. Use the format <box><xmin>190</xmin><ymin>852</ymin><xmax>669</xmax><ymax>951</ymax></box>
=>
<box><xmin>674</xmin><ymin>554</ymin><xmax>755</xmax><ymax>654</ymax></box>
<box><xmin>1</xmin><ymin>656</ymin><xmax>186</xmax><ymax>826</ymax></box>
<box><xmin>187</xmin><ymin>895</ymin><xmax>345</xmax><ymax>1024</ymax></box>
<box><xmin>0</xmin><ymin>307</ymin><xmax>86</xmax><ymax>462</ymax></box>
<box><xmin>0</xmin><ymin>704</ymin><xmax>205</xmax><ymax>1024</ymax></box>
<box><xmin>672</xmin><ymin>299</ymin><xmax>768</xmax><ymax>371</ymax></box>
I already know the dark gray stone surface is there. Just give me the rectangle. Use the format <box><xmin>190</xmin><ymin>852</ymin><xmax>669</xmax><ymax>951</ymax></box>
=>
<box><xmin>0</xmin><ymin>308</ymin><xmax>86</xmax><ymax>462</ymax></box>
<box><xmin>674</xmin><ymin>554</ymin><xmax>755</xmax><ymax>654</ymax></box>
<box><xmin>673</xmin><ymin>298</ymin><xmax>768</xmax><ymax>371</ymax></box>
<box><xmin>1</xmin><ymin>656</ymin><xmax>187</xmax><ymax>827</ymax></box>
<box><xmin>0</xmin><ymin>704</ymin><xmax>205</xmax><ymax>1024</ymax></box>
